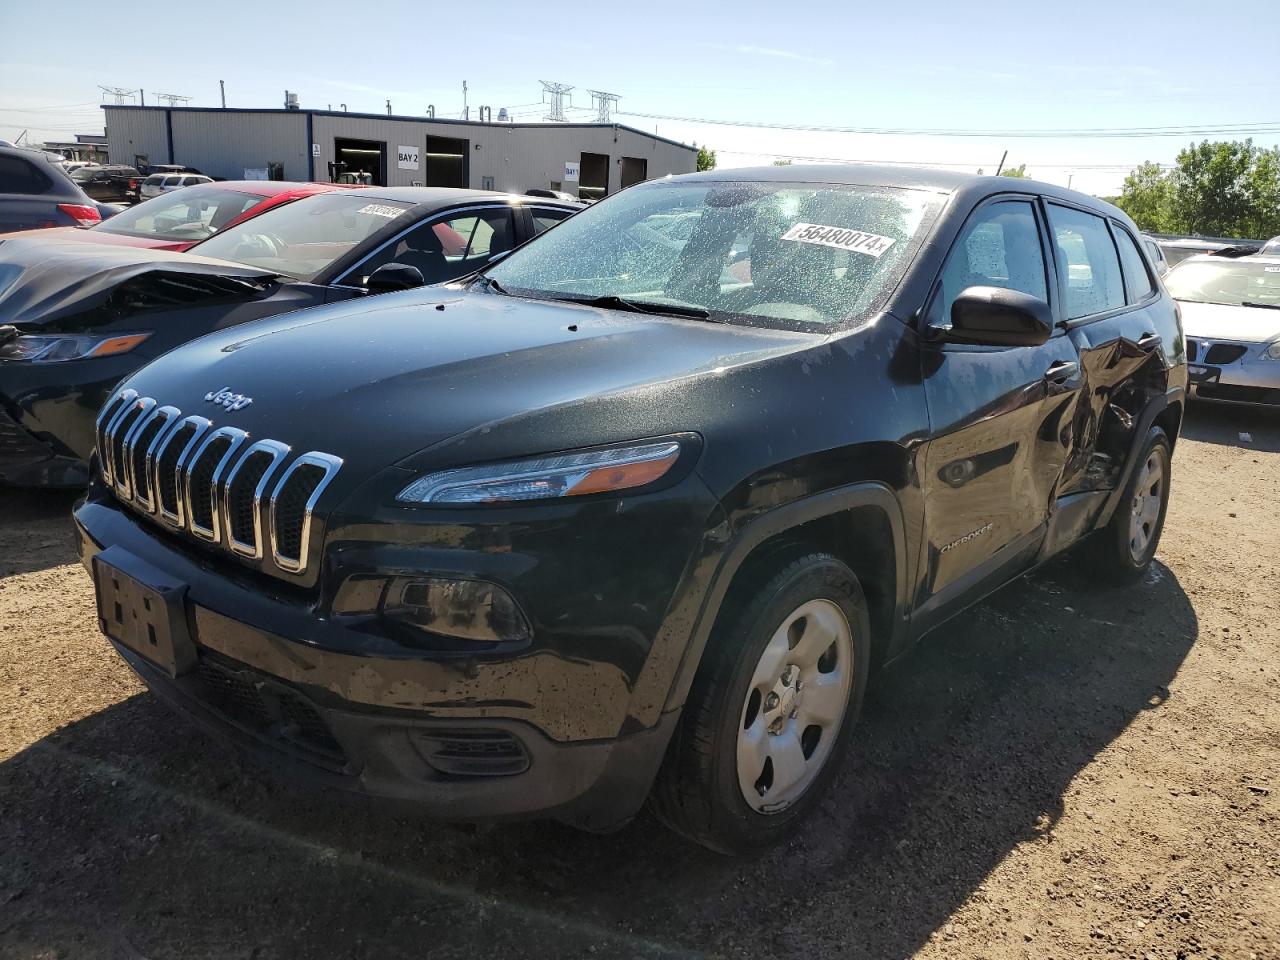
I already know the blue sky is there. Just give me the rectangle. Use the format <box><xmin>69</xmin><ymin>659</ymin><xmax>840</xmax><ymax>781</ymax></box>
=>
<box><xmin>2</xmin><ymin>0</ymin><xmax>1277</xmax><ymax>194</ymax></box>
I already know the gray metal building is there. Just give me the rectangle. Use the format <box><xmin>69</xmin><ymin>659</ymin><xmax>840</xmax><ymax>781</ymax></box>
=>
<box><xmin>103</xmin><ymin>105</ymin><xmax>696</xmax><ymax>198</ymax></box>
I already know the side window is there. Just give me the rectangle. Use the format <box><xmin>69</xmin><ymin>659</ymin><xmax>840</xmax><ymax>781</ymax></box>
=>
<box><xmin>1113</xmin><ymin>225</ymin><xmax>1156</xmax><ymax>302</ymax></box>
<box><xmin>163</xmin><ymin>176</ymin><xmax>179</xmax><ymax>187</ymax></box>
<box><xmin>936</xmin><ymin>199</ymin><xmax>1049</xmax><ymax>324</ymax></box>
<box><xmin>343</xmin><ymin>207</ymin><xmax>516</xmax><ymax>287</ymax></box>
<box><xmin>1047</xmin><ymin>204</ymin><xmax>1126</xmax><ymax>319</ymax></box>
<box><xmin>530</xmin><ymin>207</ymin><xmax>573</xmax><ymax>235</ymax></box>
<box><xmin>0</xmin><ymin>156</ymin><xmax>51</xmax><ymax>195</ymax></box>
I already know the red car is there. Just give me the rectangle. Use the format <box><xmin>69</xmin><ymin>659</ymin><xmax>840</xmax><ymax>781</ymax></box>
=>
<box><xmin>0</xmin><ymin>181</ymin><xmax>354</xmax><ymax>252</ymax></box>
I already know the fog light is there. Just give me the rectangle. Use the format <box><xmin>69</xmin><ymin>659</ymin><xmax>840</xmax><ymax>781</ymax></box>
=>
<box><xmin>382</xmin><ymin>577</ymin><xmax>530</xmax><ymax>644</ymax></box>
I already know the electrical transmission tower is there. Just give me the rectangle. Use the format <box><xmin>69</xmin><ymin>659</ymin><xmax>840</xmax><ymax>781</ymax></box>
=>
<box><xmin>587</xmin><ymin>90</ymin><xmax>620</xmax><ymax>123</ymax></box>
<box><xmin>539</xmin><ymin>81</ymin><xmax>574</xmax><ymax>122</ymax></box>
<box><xmin>154</xmin><ymin>92</ymin><xmax>192</xmax><ymax>107</ymax></box>
<box><xmin>99</xmin><ymin>85</ymin><xmax>137</xmax><ymax>105</ymax></box>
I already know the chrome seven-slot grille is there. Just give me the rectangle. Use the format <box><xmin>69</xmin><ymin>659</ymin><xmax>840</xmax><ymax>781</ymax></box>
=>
<box><xmin>96</xmin><ymin>389</ymin><xmax>343</xmax><ymax>575</ymax></box>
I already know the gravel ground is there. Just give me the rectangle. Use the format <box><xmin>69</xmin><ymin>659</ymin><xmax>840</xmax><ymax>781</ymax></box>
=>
<box><xmin>1</xmin><ymin>401</ymin><xmax>1277</xmax><ymax>960</ymax></box>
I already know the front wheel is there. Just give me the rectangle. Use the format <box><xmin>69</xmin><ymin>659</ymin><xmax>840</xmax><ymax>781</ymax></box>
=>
<box><xmin>649</xmin><ymin>553</ymin><xmax>871</xmax><ymax>854</ymax></box>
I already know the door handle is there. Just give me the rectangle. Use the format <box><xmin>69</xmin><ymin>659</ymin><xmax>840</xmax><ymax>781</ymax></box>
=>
<box><xmin>1137</xmin><ymin>332</ymin><xmax>1163</xmax><ymax>352</ymax></box>
<box><xmin>1043</xmin><ymin>360</ymin><xmax>1079</xmax><ymax>384</ymax></box>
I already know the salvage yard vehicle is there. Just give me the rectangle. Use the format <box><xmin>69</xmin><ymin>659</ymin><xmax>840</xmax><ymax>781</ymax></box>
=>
<box><xmin>0</xmin><ymin>181</ymin><xmax>356</xmax><ymax>252</ymax></box>
<box><xmin>139</xmin><ymin>172</ymin><xmax>213</xmax><ymax>200</ymax></box>
<box><xmin>70</xmin><ymin>164</ymin><xmax>144</xmax><ymax>204</ymax></box>
<box><xmin>0</xmin><ymin>188</ymin><xmax>579</xmax><ymax>486</ymax></box>
<box><xmin>0</xmin><ymin>144</ymin><xmax>104</xmax><ymax>233</ymax></box>
<box><xmin>71</xmin><ymin>165</ymin><xmax>1186</xmax><ymax>853</ymax></box>
<box><xmin>1166</xmin><ymin>253</ymin><xmax>1280</xmax><ymax>406</ymax></box>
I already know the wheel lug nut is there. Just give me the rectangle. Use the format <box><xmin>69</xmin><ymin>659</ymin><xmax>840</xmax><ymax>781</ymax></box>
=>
<box><xmin>764</xmin><ymin>692</ymin><xmax>780</xmax><ymax>710</ymax></box>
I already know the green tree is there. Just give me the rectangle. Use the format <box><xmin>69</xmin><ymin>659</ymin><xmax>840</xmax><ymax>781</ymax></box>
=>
<box><xmin>999</xmin><ymin>163</ymin><xmax>1028</xmax><ymax>178</ymax></box>
<box><xmin>696</xmin><ymin>146</ymin><xmax>717</xmax><ymax>172</ymax></box>
<box><xmin>1165</xmin><ymin>140</ymin><xmax>1258</xmax><ymax>236</ymax></box>
<box><xmin>1115</xmin><ymin>161</ymin><xmax>1173</xmax><ymax>232</ymax></box>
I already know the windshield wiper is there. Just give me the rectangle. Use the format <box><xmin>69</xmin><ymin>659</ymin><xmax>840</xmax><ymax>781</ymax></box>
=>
<box><xmin>470</xmin><ymin>274</ymin><xmax>509</xmax><ymax>295</ymax></box>
<box><xmin>576</xmin><ymin>294</ymin><xmax>714</xmax><ymax>320</ymax></box>
<box><xmin>1240</xmin><ymin>301</ymin><xmax>1280</xmax><ymax>311</ymax></box>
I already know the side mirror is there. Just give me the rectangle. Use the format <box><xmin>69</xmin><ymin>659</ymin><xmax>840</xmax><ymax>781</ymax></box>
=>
<box><xmin>943</xmin><ymin>285</ymin><xmax>1053</xmax><ymax>347</ymax></box>
<box><xmin>366</xmin><ymin>262</ymin><xmax>425</xmax><ymax>293</ymax></box>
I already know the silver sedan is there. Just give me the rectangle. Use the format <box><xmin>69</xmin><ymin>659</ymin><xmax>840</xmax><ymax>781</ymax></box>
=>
<box><xmin>1165</xmin><ymin>254</ymin><xmax>1280</xmax><ymax>407</ymax></box>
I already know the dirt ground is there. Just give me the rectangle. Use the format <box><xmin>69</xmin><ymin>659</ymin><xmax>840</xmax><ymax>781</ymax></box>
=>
<box><xmin>1</xmin><ymin>402</ymin><xmax>1277</xmax><ymax>960</ymax></box>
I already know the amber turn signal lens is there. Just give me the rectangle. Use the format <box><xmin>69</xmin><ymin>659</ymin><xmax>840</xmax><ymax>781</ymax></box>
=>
<box><xmin>86</xmin><ymin>333</ymin><xmax>152</xmax><ymax>358</ymax></box>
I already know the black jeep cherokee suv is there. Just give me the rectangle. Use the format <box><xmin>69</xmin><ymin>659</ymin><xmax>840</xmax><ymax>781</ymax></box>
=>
<box><xmin>73</xmin><ymin>165</ymin><xmax>1185</xmax><ymax>853</ymax></box>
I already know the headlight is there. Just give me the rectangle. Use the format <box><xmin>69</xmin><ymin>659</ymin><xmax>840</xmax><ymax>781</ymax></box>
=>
<box><xmin>1262</xmin><ymin>340</ymin><xmax>1280</xmax><ymax>361</ymax></box>
<box><xmin>0</xmin><ymin>332</ymin><xmax>151</xmax><ymax>363</ymax></box>
<box><xmin>397</xmin><ymin>439</ymin><xmax>684</xmax><ymax>505</ymax></box>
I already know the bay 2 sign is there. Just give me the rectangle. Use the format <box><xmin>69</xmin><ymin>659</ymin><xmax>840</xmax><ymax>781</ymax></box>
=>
<box><xmin>398</xmin><ymin>145</ymin><xmax>420</xmax><ymax>171</ymax></box>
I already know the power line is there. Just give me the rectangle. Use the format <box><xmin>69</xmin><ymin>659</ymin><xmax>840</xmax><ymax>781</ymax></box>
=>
<box><xmin>587</xmin><ymin>90</ymin><xmax>620</xmax><ymax>123</ymax></box>
<box><xmin>617</xmin><ymin>109</ymin><xmax>1280</xmax><ymax>139</ymax></box>
<box><xmin>716</xmin><ymin>149</ymin><xmax>1174</xmax><ymax>171</ymax></box>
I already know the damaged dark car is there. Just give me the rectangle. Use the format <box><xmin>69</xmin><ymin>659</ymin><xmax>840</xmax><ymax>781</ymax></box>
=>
<box><xmin>75</xmin><ymin>166</ymin><xmax>1185</xmax><ymax>853</ymax></box>
<box><xmin>0</xmin><ymin>188</ymin><xmax>578</xmax><ymax>485</ymax></box>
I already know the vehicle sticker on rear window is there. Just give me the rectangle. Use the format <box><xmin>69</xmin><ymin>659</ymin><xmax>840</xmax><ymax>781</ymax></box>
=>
<box><xmin>357</xmin><ymin>203</ymin><xmax>404</xmax><ymax>219</ymax></box>
<box><xmin>780</xmin><ymin>223</ymin><xmax>897</xmax><ymax>258</ymax></box>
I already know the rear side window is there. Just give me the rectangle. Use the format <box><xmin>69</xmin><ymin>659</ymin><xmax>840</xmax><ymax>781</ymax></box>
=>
<box><xmin>530</xmin><ymin>207</ymin><xmax>573</xmax><ymax>235</ymax></box>
<box><xmin>163</xmin><ymin>176</ymin><xmax>180</xmax><ymax>187</ymax></box>
<box><xmin>936</xmin><ymin>199</ymin><xmax>1049</xmax><ymax>323</ymax></box>
<box><xmin>0</xmin><ymin>156</ymin><xmax>52</xmax><ymax>195</ymax></box>
<box><xmin>1047</xmin><ymin>204</ymin><xmax>1125</xmax><ymax>319</ymax></box>
<box><xmin>1113</xmin><ymin>225</ymin><xmax>1156</xmax><ymax>302</ymax></box>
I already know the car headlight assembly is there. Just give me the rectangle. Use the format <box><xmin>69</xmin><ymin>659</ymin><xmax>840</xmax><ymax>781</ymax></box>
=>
<box><xmin>397</xmin><ymin>439</ymin><xmax>685</xmax><ymax>505</ymax></box>
<box><xmin>1262</xmin><ymin>340</ymin><xmax>1280</xmax><ymax>361</ymax></box>
<box><xmin>0</xmin><ymin>332</ymin><xmax>151</xmax><ymax>363</ymax></box>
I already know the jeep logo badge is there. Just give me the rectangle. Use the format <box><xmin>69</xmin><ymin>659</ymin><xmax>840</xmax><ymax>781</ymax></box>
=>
<box><xmin>204</xmin><ymin>386</ymin><xmax>253</xmax><ymax>412</ymax></box>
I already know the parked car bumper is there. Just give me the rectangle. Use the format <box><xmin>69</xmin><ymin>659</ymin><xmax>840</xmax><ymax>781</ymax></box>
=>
<box><xmin>1188</xmin><ymin>346</ymin><xmax>1280</xmax><ymax>406</ymax></box>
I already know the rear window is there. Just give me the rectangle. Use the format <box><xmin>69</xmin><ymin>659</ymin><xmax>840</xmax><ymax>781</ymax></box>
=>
<box><xmin>145</xmin><ymin>175</ymin><xmax>165</xmax><ymax>185</ymax></box>
<box><xmin>1113</xmin><ymin>225</ymin><xmax>1156</xmax><ymax>302</ymax></box>
<box><xmin>0</xmin><ymin>155</ymin><xmax>52</xmax><ymax>195</ymax></box>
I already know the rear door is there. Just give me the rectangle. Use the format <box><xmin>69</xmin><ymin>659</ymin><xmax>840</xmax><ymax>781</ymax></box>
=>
<box><xmin>0</xmin><ymin>153</ymin><xmax>57</xmax><ymax>232</ymax></box>
<box><xmin>1049</xmin><ymin>205</ymin><xmax>1171</xmax><ymax>503</ymax></box>
<box><xmin>916</xmin><ymin>195</ymin><xmax>1084</xmax><ymax>627</ymax></box>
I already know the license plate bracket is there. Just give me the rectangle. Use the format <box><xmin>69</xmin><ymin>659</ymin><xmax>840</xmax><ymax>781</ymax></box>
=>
<box><xmin>92</xmin><ymin>545</ymin><xmax>196</xmax><ymax>678</ymax></box>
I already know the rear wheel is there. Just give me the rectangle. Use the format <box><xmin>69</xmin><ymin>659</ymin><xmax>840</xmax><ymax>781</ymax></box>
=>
<box><xmin>650</xmin><ymin>552</ymin><xmax>871</xmax><ymax>854</ymax></box>
<box><xmin>1085</xmin><ymin>426</ymin><xmax>1172</xmax><ymax>582</ymax></box>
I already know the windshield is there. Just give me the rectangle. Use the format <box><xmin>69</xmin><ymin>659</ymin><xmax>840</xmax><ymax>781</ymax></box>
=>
<box><xmin>69</xmin><ymin>167</ymin><xmax>96</xmax><ymax>181</ymax></box>
<box><xmin>1165</xmin><ymin>259</ymin><xmax>1280</xmax><ymax>307</ymax></box>
<box><xmin>191</xmin><ymin>193</ymin><xmax>411</xmax><ymax>281</ymax></box>
<box><xmin>94</xmin><ymin>186</ymin><xmax>264</xmax><ymax>242</ymax></box>
<box><xmin>486</xmin><ymin>180</ymin><xmax>941</xmax><ymax>328</ymax></box>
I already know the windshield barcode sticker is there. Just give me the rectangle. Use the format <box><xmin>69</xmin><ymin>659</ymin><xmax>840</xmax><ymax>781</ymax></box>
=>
<box><xmin>780</xmin><ymin>223</ymin><xmax>896</xmax><ymax>258</ymax></box>
<box><xmin>357</xmin><ymin>203</ymin><xmax>404</xmax><ymax>219</ymax></box>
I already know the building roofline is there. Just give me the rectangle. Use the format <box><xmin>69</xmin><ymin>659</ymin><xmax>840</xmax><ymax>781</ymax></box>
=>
<box><xmin>101</xmin><ymin>104</ymin><xmax>697</xmax><ymax>153</ymax></box>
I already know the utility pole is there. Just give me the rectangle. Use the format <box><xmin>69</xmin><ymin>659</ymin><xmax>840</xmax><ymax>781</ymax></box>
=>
<box><xmin>539</xmin><ymin>81</ymin><xmax>573</xmax><ymax>122</ymax></box>
<box><xmin>219</xmin><ymin>80</ymin><xmax>226</xmax><ymax>108</ymax></box>
<box><xmin>587</xmin><ymin>90</ymin><xmax>620</xmax><ymax>123</ymax></box>
<box><xmin>386</xmin><ymin>99</ymin><xmax>392</xmax><ymax>115</ymax></box>
<box><xmin>1067</xmin><ymin>173</ymin><xmax>1074</xmax><ymax>189</ymax></box>
<box><xmin>462</xmin><ymin>80</ymin><xmax>468</xmax><ymax>121</ymax></box>
<box><xmin>994</xmin><ymin>149</ymin><xmax>1008</xmax><ymax>176</ymax></box>
<box><xmin>139</xmin><ymin>88</ymin><xmax>145</xmax><ymax>106</ymax></box>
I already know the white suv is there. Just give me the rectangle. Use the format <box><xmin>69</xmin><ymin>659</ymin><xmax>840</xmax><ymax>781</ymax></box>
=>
<box><xmin>140</xmin><ymin>172</ymin><xmax>212</xmax><ymax>200</ymax></box>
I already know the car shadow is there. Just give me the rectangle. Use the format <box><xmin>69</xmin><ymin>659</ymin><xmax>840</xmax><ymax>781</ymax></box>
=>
<box><xmin>0</xmin><ymin>486</ymin><xmax>81</xmax><ymax>578</ymax></box>
<box><xmin>0</xmin><ymin>556</ymin><xmax>1197</xmax><ymax>959</ymax></box>
<box><xmin>1180</xmin><ymin>399</ymin><xmax>1280</xmax><ymax>452</ymax></box>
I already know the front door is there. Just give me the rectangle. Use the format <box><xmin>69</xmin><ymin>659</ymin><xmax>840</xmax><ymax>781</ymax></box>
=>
<box><xmin>916</xmin><ymin>196</ymin><xmax>1084</xmax><ymax>627</ymax></box>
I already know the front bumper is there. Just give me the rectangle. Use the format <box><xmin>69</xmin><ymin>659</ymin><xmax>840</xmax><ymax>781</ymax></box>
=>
<box><xmin>1187</xmin><ymin>344</ymin><xmax>1280</xmax><ymax>406</ymax></box>
<box><xmin>73</xmin><ymin>483</ymin><xmax>713</xmax><ymax>827</ymax></box>
<box><xmin>0</xmin><ymin>352</ymin><xmax>145</xmax><ymax>485</ymax></box>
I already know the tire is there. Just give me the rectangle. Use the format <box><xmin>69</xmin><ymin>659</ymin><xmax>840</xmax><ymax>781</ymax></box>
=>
<box><xmin>649</xmin><ymin>552</ymin><xmax>872</xmax><ymax>854</ymax></box>
<box><xmin>1085</xmin><ymin>425</ymin><xmax>1172</xmax><ymax>583</ymax></box>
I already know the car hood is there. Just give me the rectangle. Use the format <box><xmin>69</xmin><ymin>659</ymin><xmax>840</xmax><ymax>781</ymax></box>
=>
<box><xmin>0</xmin><ymin>234</ymin><xmax>279</xmax><ymax>331</ymax></box>
<box><xmin>119</xmin><ymin>286</ymin><xmax>826</xmax><ymax>475</ymax></box>
<box><xmin>1178</xmin><ymin>299</ymin><xmax>1280</xmax><ymax>344</ymax></box>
